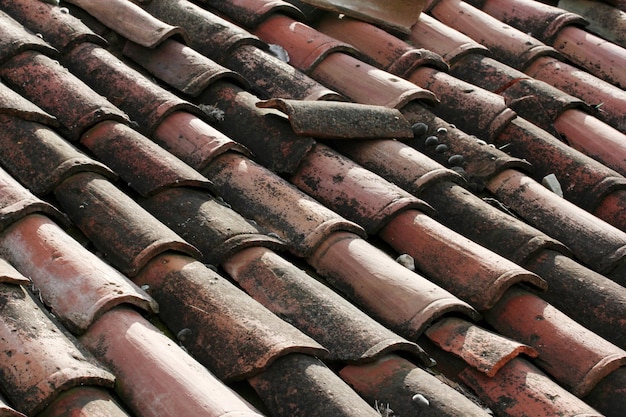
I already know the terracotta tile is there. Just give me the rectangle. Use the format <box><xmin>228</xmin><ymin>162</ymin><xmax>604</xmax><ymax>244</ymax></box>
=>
<box><xmin>143</xmin><ymin>0</ymin><xmax>265</xmax><ymax>61</ymax></box>
<box><xmin>254</xmin><ymin>14</ymin><xmax>360</xmax><ymax>73</ymax></box>
<box><xmin>460</xmin><ymin>357</ymin><xmax>603</xmax><ymax>417</ymax></box>
<box><xmin>122</xmin><ymin>39</ymin><xmax>249</xmax><ymax>97</ymax></box>
<box><xmin>0</xmin><ymin>283</ymin><xmax>115</xmax><ymax>415</ymax></box>
<box><xmin>0</xmin><ymin>81</ymin><xmax>59</xmax><ymax>127</ymax></box>
<box><xmin>495</xmin><ymin>118</ymin><xmax>626</xmax><ymax>222</ymax></box>
<box><xmin>199</xmin><ymin>81</ymin><xmax>316</xmax><ymax>174</ymax></box>
<box><xmin>257</xmin><ymin>98</ymin><xmax>414</xmax><ymax>139</ymax></box>
<box><xmin>36</xmin><ymin>387</ymin><xmax>131</xmax><ymax>417</ymax></box>
<box><xmin>525</xmin><ymin>55</ymin><xmax>626</xmax><ymax>133</ymax></box>
<box><xmin>223</xmin><ymin>246</ymin><xmax>431</xmax><ymax>364</ymax></box>
<box><xmin>80</xmin><ymin>306</ymin><xmax>265</xmax><ymax>417</ymax></box>
<box><xmin>54</xmin><ymin>172</ymin><xmax>201</xmax><ymax>276</ymax></box>
<box><xmin>584</xmin><ymin>367</ymin><xmax>626</xmax><ymax>417</ymax></box>
<box><xmin>291</xmin><ymin>143</ymin><xmax>432</xmax><ymax>234</ymax></box>
<box><xmin>81</xmin><ymin>120</ymin><xmax>211</xmax><ymax>197</ymax></box>
<box><xmin>309</xmin><ymin>231</ymin><xmax>479</xmax><ymax>339</ymax></box>
<box><xmin>248</xmin><ymin>353</ymin><xmax>381</xmax><ymax>417</ymax></box>
<box><xmin>477</xmin><ymin>0</ymin><xmax>587</xmax><ymax>43</ymax></box>
<box><xmin>153</xmin><ymin>111</ymin><xmax>248</xmax><ymax>173</ymax></box>
<box><xmin>0</xmin><ymin>115</ymin><xmax>115</xmax><ymax>195</ymax></box>
<box><xmin>223</xmin><ymin>45</ymin><xmax>345</xmax><ymax>100</ymax></box>
<box><xmin>0</xmin><ymin>0</ymin><xmax>107</xmax><ymax>53</ymax></box>
<box><xmin>0</xmin><ymin>214</ymin><xmax>157</xmax><ymax>333</ymax></box>
<box><xmin>594</xmin><ymin>189</ymin><xmax>626</xmax><ymax>232</ymax></box>
<box><xmin>0</xmin><ymin>10</ymin><xmax>58</xmax><ymax>63</ymax></box>
<box><xmin>195</xmin><ymin>0</ymin><xmax>304</xmax><ymax>28</ymax></box>
<box><xmin>318</xmin><ymin>14</ymin><xmax>450</xmax><ymax>77</ymax></box>
<box><xmin>67</xmin><ymin>0</ymin><xmax>187</xmax><ymax>47</ymax></box>
<box><xmin>428</xmin><ymin>0</ymin><xmax>559</xmax><ymax>69</ymax></box>
<box><xmin>339</xmin><ymin>354</ymin><xmax>492</xmax><ymax>417</ymax></box>
<box><xmin>134</xmin><ymin>253</ymin><xmax>326</xmax><ymax>381</ymax></box>
<box><xmin>427</xmin><ymin>317</ymin><xmax>538</xmax><ymax>377</ymax></box>
<box><xmin>410</xmin><ymin>13</ymin><xmax>490</xmax><ymax>65</ymax></box>
<box><xmin>0</xmin><ymin>393</ymin><xmax>25</xmax><ymax>417</ymax></box>
<box><xmin>139</xmin><ymin>187</ymin><xmax>284</xmax><ymax>266</ymax></box>
<box><xmin>560</xmin><ymin>0</ymin><xmax>626</xmax><ymax>48</ymax></box>
<box><xmin>0</xmin><ymin>51</ymin><xmax>129</xmax><ymax>140</ymax></box>
<box><xmin>0</xmin><ymin>258</ymin><xmax>29</xmax><ymax>286</ymax></box>
<box><xmin>0</xmin><ymin>167</ymin><xmax>66</xmax><ymax>233</ymax></box>
<box><xmin>485</xmin><ymin>286</ymin><xmax>626</xmax><ymax>396</ymax></box>
<box><xmin>65</xmin><ymin>43</ymin><xmax>201</xmax><ymax>136</ymax></box>
<box><xmin>487</xmin><ymin>169</ymin><xmax>626</xmax><ymax>278</ymax></box>
<box><xmin>526</xmin><ymin>249</ymin><xmax>626</xmax><ymax>350</ymax></box>
<box><xmin>381</xmin><ymin>210</ymin><xmax>546</xmax><ymax>310</ymax></box>
<box><xmin>408</xmin><ymin>67</ymin><xmax>516</xmax><ymax>140</ymax></box>
<box><xmin>204</xmin><ymin>152</ymin><xmax>365</xmax><ymax>257</ymax></box>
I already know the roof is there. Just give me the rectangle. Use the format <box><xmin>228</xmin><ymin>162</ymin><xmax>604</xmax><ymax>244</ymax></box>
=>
<box><xmin>0</xmin><ymin>0</ymin><xmax>624</xmax><ymax>416</ymax></box>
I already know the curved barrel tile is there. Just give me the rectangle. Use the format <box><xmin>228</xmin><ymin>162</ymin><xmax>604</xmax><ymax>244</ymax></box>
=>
<box><xmin>339</xmin><ymin>354</ymin><xmax>495</xmax><ymax>417</ymax></box>
<box><xmin>0</xmin><ymin>284</ymin><xmax>115</xmax><ymax>416</ymax></box>
<box><xmin>0</xmin><ymin>115</ymin><xmax>115</xmax><ymax>195</ymax></box>
<box><xmin>224</xmin><ymin>246</ymin><xmax>431</xmax><ymax>364</ymax></box>
<box><xmin>0</xmin><ymin>51</ymin><xmax>129</xmax><ymax>140</ymax></box>
<box><xmin>0</xmin><ymin>81</ymin><xmax>58</xmax><ymax>127</ymax></box>
<box><xmin>36</xmin><ymin>387</ymin><xmax>132</xmax><ymax>417</ymax></box>
<box><xmin>135</xmin><ymin>253</ymin><xmax>327</xmax><ymax>381</ymax></box>
<box><xmin>204</xmin><ymin>152</ymin><xmax>366</xmax><ymax>257</ymax></box>
<box><xmin>0</xmin><ymin>258</ymin><xmax>29</xmax><ymax>286</ymax></box>
<box><xmin>80</xmin><ymin>306</ymin><xmax>265</xmax><ymax>417</ymax></box>
<box><xmin>196</xmin><ymin>0</ymin><xmax>304</xmax><ymax>28</ymax></box>
<box><xmin>584</xmin><ymin>367</ymin><xmax>626</xmax><ymax>417</ymax></box>
<box><xmin>81</xmin><ymin>121</ymin><xmax>211</xmax><ymax>197</ymax></box>
<box><xmin>0</xmin><ymin>10</ymin><xmax>58</xmax><ymax>64</ymax></box>
<box><xmin>54</xmin><ymin>172</ymin><xmax>201</xmax><ymax>276</ymax></box>
<box><xmin>140</xmin><ymin>187</ymin><xmax>285</xmax><ymax>266</ymax></box>
<box><xmin>0</xmin><ymin>214</ymin><xmax>157</xmax><ymax>333</ymax></box>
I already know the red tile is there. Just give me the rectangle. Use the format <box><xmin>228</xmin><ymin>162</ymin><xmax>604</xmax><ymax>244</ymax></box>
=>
<box><xmin>594</xmin><ymin>189</ymin><xmax>626</xmax><ymax>232</ymax></box>
<box><xmin>0</xmin><ymin>258</ymin><xmax>29</xmax><ymax>286</ymax></box>
<box><xmin>257</xmin><ymin>98</ymin><xmax>414</xmax><ymax>139</ymax></box>
<box><xmin>460</xmin><ymin>357</ymin><xmax>603</xmax><ymax>417</ymax></box>
<box><xmin>309</xmin><ymin>231</ymin><xmax>479</xmax><ymax>339</ymax></box>
<box><xmin>0</xmin><ymin>114</ymin><xmax>115</xmax><ymax>195</ymax></box>
<box><xmin>487</xmin><ymin>169</ymin><xmax>626</xmax><ymax>278</ymax></box>
<box><xmin>224</xmin><ymin>246</ymin><xmax>431</xmax><ymax>364</ymax></box>
<box><xmin>153</xmin><ymin>111</ymin><xmax>248</xmax><ymax>172</ymax></box>
<box><xmin>195</xmin><ymin>0</ymin><xmax>304</xmax><ymax>28</ymax></box>
<box><xmin>0</xmin><ymin>51</ymin><xmax>129</xmax><ymax>140</ymax></box>
<box><xmin>0</xmin><ymin>167</ymin><xmax>66</xmax><ymax>233</ymax></box>
<box><xmin>426</xmin><ymin>317</ymin><xmax>538</xmax><ymax>377</ymax></box>
<box><xmin>1</xmin><ymin>0</ymin><xmax>106</xmax><ymax>53</ymax></box>
<box><xmin>0</xmin><ymin>214</ymin><xmax>157</xmax><ymax>333</ymax></box>
<box><xmin>0</xmin><ymin>283</ymin><xmax>115</xmax><ymax>415</ymax></box>
<box><xmin>0</xmin><ymin>81</ymin><xmax>59</xmax><ymax>127</ymax></box>
<box><xmin>80</xmin><ymin>306</ymin><xmax>265</xmax><ymax>417</ymax></box>
<box><xmin>204</xmin><ymin>152</ymin><xmax>365</xmax><ymax>257</ymax></box>
<box><xmin>140</xmin><ymin>187</ymin><xmax>284</xmax><ymax>266</ymax></box>
<box><xmin>68</xmin><ymin>0</ymin><xmax>187</xmax><ymax>47</ymax></box>
<box><xmin>584</xmin><ymin>367</ymin><xmax>626</xmax><ymax>417</ymax></box>
<box><xmin>122</xmin><ymin>39</ymin><xmax>249</xmax><ymax>97</ymax></box>
<box><xmin>410</xmin><ymin>13</ymin><xmax>490</xmax><ymax>64</ymax></box>
<box><xmin>254</xmin><ymin>14</ymin><xmax>359</xmax><ymax>73</ymax></box>
<box><xmin>143</xmin><ymin>0</ymin><xmax>265</xmax><ymax>61</ymax></box>
<box><xmin>65</xmin><ymin>43</ymin><xmax>200</xmax><ymax>136</ymax></box>
<box><xmin>339</xmin><ymin>354</ymin><xmax>492</xmax><ymax>417</ymax></box>
<box><xmin>428</xmin><ymin>0</ymin><xmax>558</xmax><ymax>69</ymax></box>
<box><xmin>36</xmin><ymin>387</ymin><xmax>131</xmax><ymax>417</ymax></box>
<box><xmin>526</xmin><ymin>56</ymin><xmax>626</xmax><ymax>133</ymax></box>
<box><xmin>249</xmin><ymin>354</ymin><xmax>381</xmax><ymax>417</ymax></box>
<box><xmin>0</xmin><ymin>10</ymin><xmax>58</xmax><ymax>63</ymax></box>
<box><xmin>485</xmin><ymin>286</ymin><xmax>626</xmax><ymax>396</ymax></box>
<box><xmin>54</xmin><ymin>172</ymin><xmax>201</xmax><ymax>276</ymax></box>
<box><xmin>81</xmin><ymin>120</ymin><xmax>212</xmax><ymax>197</ymax></box>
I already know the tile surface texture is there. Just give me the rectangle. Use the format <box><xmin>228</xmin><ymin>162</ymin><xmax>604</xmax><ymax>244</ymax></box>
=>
<box><xmin>0</xmin><ymin>0</ymin><xmax>624</xmax><ymax>416</ymax></box>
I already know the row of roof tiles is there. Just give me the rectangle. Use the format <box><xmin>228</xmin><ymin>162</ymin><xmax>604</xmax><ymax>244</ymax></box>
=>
<box><xmin>0</xmin><ymin>0</ymin><xmax>624</xmax><ymax>416</ymax></box>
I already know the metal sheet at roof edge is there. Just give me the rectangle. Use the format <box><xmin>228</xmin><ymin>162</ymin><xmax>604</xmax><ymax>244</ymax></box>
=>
<box><xmin>257</xmin><ymin>98</ymin><xmax>414</xmax><ymax>139</ymax></box>
<box><xmin>66</xmin><ymin>0</ymin><xmax>188</xmax><ymax>47</ymax></box>
<box><xmin>135</xmin><ymin>253</ymin><xmax>327</xmax><ymax>382</ymax></box>
<box><xmin>300</xmin><ymin>0</ymin><xmax>427</xmax><ymax>35</ymax></box>
<box><xmin>0</xmin><ymin>284</ymin><xmax>115</xmax><ymax>416</ymax></box>
<box><xmin>0</xmin><ymin>214</ymin><xmax>158</xmax><ymax>334</ymax></box>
